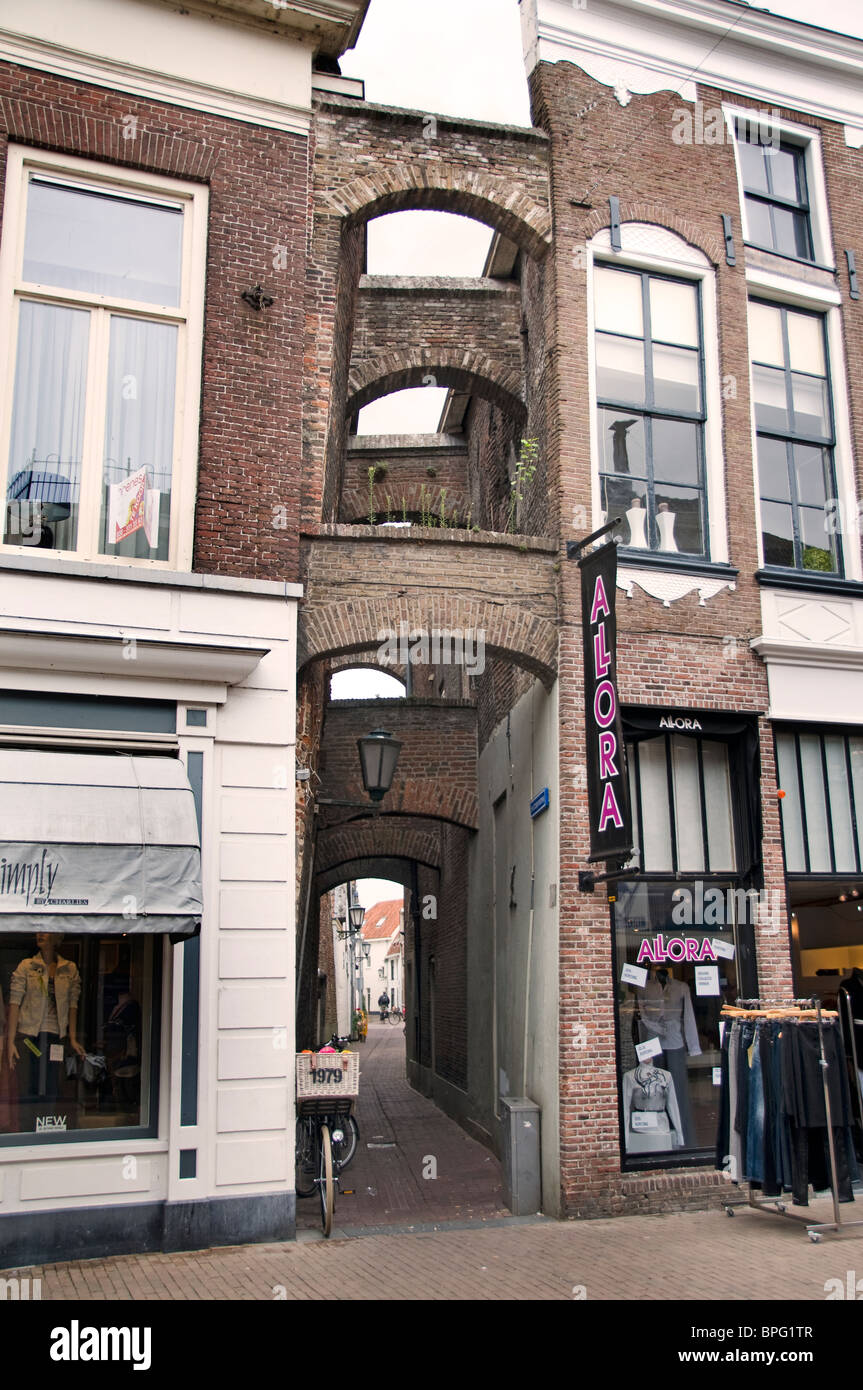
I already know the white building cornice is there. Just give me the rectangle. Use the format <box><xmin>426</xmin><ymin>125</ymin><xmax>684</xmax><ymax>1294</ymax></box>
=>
<box><xmin>0</xmin><ymin>25</ymin><xmax>311</xmax><ymax>135</ymax></box>
<box><xmin>523</xmin><ymin>0</ymin><xmax>863</xmax><ymax>136</ymax></box>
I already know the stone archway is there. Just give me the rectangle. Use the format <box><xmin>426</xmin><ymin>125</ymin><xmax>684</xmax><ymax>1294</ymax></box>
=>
<box><xmin>346</xmin><ymin>347</ymin><xmax>525</xmax><ymax>419</ymax></box>
<box><xmin>323</xmin><ymin>161</ymin><xmax>551</xmax><ymax>261</ymax></box>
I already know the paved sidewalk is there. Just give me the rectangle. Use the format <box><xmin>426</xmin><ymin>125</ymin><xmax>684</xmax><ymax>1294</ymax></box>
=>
<box><xmin>296</xmin><ymin>1021</ymin><xmax>507</xmax><ymax>1232</ymax></box>
<box><xmin>22</xmin><ymin>1198</ymin><xmax>862</xmax><ymax>1301</ymax></box>
<box><xmin>12</xmin><ymin>1025</ymin><xmax>862</xmax><ymax>1301</ymax></box>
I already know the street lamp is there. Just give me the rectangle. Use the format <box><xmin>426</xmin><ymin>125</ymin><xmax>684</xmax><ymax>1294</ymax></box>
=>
<box><xmin>356</xmin><ymin>728</ymin><xmax>402</xmax><ymax>803</ymax></box>
<box><xmin>349</xmin><ymin>903</ymin><xmax>365</xmax><ymax>933</ymax></box>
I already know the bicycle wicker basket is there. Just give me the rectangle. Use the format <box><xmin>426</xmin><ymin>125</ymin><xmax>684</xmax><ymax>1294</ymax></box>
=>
<box><xmin>296</xmin><ymin>1052</ymin><xmax>359</xmax><ymax>1101</ymax></box>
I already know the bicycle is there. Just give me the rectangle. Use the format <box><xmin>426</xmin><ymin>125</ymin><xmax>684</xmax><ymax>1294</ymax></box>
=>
<box><xmin>387</xmin><ymin>1005</ymin><xmax>405</xmax><ymax>1026</ymax></box>
<box><xmin>295</xmin><ymin>1050</ymin><xmax>360</xmax><ymax>1236</ymax></box>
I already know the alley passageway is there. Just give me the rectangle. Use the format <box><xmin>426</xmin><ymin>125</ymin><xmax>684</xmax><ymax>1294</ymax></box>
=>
<box><xmin>296</xmin><ymin>1022</ymin><xmax>508</xmax><ymax>1235</ymax></box>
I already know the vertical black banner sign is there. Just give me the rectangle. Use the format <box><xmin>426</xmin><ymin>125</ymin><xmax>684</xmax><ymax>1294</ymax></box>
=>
<box><xmin>578</xmin><ymin>542</ymin><xmax>632</xmax><ymax>862</ymax></box>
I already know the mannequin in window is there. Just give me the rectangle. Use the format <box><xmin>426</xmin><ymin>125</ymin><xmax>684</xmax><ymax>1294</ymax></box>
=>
<box><xmin>5</xmin><ymin>933</ymin><xmax>84</xmax><ymax>1124</ymax></box>
<box><xmin>626</xmin><ymin>496</ymin><xmax>647</xmax><ymax>548</ymax></box>
<box><xmin>637</xmin><ymin>966</ymin><xmax>701</xmax><ymax>1147</ymax></box>
<box><xmin>622</xmin><ymin>1062</ymin><xmax>684</xmax><ymax>1153</ymax></box>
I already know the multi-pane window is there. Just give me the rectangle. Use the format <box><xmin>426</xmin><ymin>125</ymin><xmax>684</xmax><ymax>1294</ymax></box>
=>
<box><xmin>594</xmin><ymin>265</ymin><xmax>707</xmax><ymax>557</ymax></box>
<box><xmin>626</xmin><ymin>733</ymin><xmax>736</xmax><ymax>874</ymax></box>
<box><xmin>776</xmin><ymin>730</ymin><xmax>863</xmax><ymax>874</ymax></box>
<box><xmin>1</xmin><ymin>152</ymin><xmax>205</xmax><ymax>566</ymax></box>
<box><xmin>749</xmin><ymin>300</ymin><xmax>839</xmax><ymax>574</ymax></box>
<box><xmin>735</xmin><ymin>128</ymin><xmax>813</xmax><ymax>262</ymax></box>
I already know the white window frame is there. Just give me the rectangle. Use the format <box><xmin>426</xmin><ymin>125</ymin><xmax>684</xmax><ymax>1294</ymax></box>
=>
<box><xmin>723</xmin><ymin>104</ymin><xmax>834</xmax><ymax>272</ymax></box>
<box><xmin>744</xmin><ymin>267</ymin><xmax>861</xmax><ymax>581</ymax></box>
<box><xmin>0</xmin><ymin>146</ymin><xmax>207</xmax><ymax>572</ymax></box>
<box><xmin>586</xmin><ymin>225</ymin><xmax>729</xmax><ymax>565</ymax></box>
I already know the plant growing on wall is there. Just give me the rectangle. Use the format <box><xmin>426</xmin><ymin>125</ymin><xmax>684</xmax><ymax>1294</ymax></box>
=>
<box><xmin>508</xmin><ymin>436</ymin><xmax>539</xmax><ymax>534</ymax></box>
<box><xmin>438</xmin><ymin>487</ymin><xmax>448</xmax><ymax>528</ymax></box>
<box><xmin>368</xmin><ymin>465</ymin><xmax>377</xmax><ymax>526</ymax></box>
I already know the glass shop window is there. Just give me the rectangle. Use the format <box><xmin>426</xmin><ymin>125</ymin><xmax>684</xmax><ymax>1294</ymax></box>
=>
<box><xmin>776</xmin><ymin>729</ymin><xmax>863</xmax><ymax>874</ymax></box>
<box><xmin>613</xmin><ymin>880</ymin><xmax>742</xmax><ymax>1162</ymax></box>
<box><xmin>627</xmin><ymin>733</ymin><xmax>737</xmax><ymax>874</ymax></box>
<box><xmin>0</xmin><ymin>933</ymin><xmax>159</xmax><ymax>1143</ymax></box>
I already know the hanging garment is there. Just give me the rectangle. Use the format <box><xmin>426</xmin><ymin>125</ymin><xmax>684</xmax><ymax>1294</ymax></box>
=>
<box><xmin>638</xmin><ymin>977</ymin><xmax>702</xmax><ymax>1055</ymax></box>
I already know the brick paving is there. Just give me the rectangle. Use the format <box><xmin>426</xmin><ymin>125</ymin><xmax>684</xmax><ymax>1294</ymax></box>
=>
<box><xmin>18</xmin><ymin>1199</ymin><xmax>861</xmax><ymax>1302</ymax></box>
<box><xmin>296</xmin><ymin>1020</ymin><xmax>508</xmax><ymax>1232</ymax></box>
<box><xmin>10</xmin><ymin>1025</ymin><xmax>863</xmax><ymax>1300</ymax></box>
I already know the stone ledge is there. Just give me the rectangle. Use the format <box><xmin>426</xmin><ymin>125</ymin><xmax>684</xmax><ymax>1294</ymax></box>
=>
<box><xmin>306</xmin><ymin>523</ymin><xmax>558</xmax><ymax>552</ymax></box>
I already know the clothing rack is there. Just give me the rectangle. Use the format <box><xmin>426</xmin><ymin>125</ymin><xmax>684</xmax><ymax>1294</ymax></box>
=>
<box><xmin>720</xmin><ymin>997</ymin><xmax>863</xmax><ymax>1243</ymax></box>
<box><xmin>837</xmin><ymin>986</ymin><xmax>863</xmax><ymax>1129</ymax></box>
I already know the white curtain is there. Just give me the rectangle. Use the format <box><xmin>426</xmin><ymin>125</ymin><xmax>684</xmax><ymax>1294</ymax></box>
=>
<box><xmin>6</xmin><ymin>300</ymin><xmax>88</xmax><ymax>550</ymax></box>
<box><xmin>101</xmin><ymin>316</ymin><xmax>177</xmax><ymax>560</ymax></box>
<box><xmin>775</xmin><ymin>734</ymin><xmax>805</xmax><ymax>872</ymax></box>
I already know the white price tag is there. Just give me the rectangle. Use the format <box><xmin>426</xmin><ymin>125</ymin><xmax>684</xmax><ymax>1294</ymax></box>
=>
<box><xmin>710</xmin><ymin>937</ymin><xmax>736</xmax><ymax>960</ymax></box>
<box><xmin>635</xmin><ymin>1037</ymin><xmax>664</xmax><ymax>1063</ymax></box>
<box><xmin>712</xmin><ymin>1066</ymin><xmax>722</xmax><ymax>1087</ymax></box>
<box><xmin>695</xmin><ymin>965</ymin><xmax>720</xmax><ymax>997</ymax></box>
<box><xmin>49</xmin><ymin>1044</ymin><xmax>64</xmax><ymax>1063</ymax></box>
<box><xmin>631</xmin><ymin>1112</ymin><xmax>659</xmax><ymax>1131</ymax></box>
<box><xmin>621</xmin><ymin>962</ymin><xmax>648</xmax><ymax>988</ymax></box>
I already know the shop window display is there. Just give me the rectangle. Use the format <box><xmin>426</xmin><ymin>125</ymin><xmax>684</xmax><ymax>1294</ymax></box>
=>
<box><xmin>614</xmin><ymin>881</ymin><xmax>743</xmax><ymax>1160</ymax></box>
<box><xmin>0</xmin><ymin>931</ymin><xmax>157</xmax><ymax>1140</ymax></box>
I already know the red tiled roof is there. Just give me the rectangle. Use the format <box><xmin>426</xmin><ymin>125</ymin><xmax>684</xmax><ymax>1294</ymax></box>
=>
<box><xmin>361</xmin><ymin>898</ymin><xmax>403</xmax><ymax>941</ymax></box>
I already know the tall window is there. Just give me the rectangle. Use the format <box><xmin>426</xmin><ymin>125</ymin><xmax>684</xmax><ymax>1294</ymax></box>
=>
<box><xmin>0</xmin><ymin>151</ymin><xmax>206</xmax><ymax>567</ymax></box>
<box><xmin>594</xmin><ymin>265</ymin><xmax>707</xmax><ymax>557</ymax></box>
<box><xmin>749</xmin><ymin>300</ymin><xmax>839</xmax><ymax>574</ymax></box>
<box><xmin>776</xmin><ymin>729</ymin><xmax>863</xmax><ymax>874</ymax></box>
<box><xmin>627</xmin><ymin>733</ymin><xmax>736</xmax><ymax>874</ymax></box>
<box><xmin>735</xmin><ymin>126</ymin><xmax>813</xmax><ymax>262</ymax></box>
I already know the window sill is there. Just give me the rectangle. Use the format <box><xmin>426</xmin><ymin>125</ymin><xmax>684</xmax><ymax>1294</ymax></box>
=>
<box><xmin>618</xmin><ymin>550</ymin><xmax>738</xmax><ymax>581</ymax></box>
<box><xmin>756</xmin><ymin>568</ymin><xmax>863</xmax><ymax>598</ymax></box>
<box><xmin>742</xmin><ymin>242</ymin><xmax>833</xmax><ymax>275</ymax></box>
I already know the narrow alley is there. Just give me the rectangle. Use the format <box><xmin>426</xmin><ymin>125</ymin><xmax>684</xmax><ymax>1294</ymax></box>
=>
<box><xmin>296</xmin><ymin>1022</ymin><xmax>509</xmax><ymax>1234</ymax></box>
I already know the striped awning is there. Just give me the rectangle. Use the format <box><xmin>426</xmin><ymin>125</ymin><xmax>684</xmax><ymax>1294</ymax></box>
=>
<box><xmin>0</xmin><ymin>749</ymin><xmax>202</xmax><ymax>935</ymax></box>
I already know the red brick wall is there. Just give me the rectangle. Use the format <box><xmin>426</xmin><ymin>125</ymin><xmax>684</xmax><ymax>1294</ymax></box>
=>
<box><xmin>0</xmin><ymin>66</ymin><xmax>309</xmax><ymax>581</ymax></box>
<box><xmin>317</xmin><ymin>698</ymin><xmax>478</xmax><ymax>829</ymax></box>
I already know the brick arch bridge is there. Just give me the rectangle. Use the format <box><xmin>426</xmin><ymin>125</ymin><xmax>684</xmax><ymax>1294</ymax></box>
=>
<box><xmin>315</xmin><ymin>819</ymin><xmax>443</xmax><ymax>895</ymax></box>
<box><xmin>299</xmin><ymin>587</ymin><xmax>559</xmax><ymax>689</ymax></box>
<box><xmin>346</xmin><ymin>348</ymin><xmax>525</xmax><ymax>420</ymax></box>
<box><xmin>325</xmin><ymin>162</ymin><xmax>551</xmax><ymax>261</ymax></box>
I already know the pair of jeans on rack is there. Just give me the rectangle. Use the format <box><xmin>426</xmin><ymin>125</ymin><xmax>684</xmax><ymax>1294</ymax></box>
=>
<box><xmin>717</xmin><ymin>1016</ymin><xmax>859</xmax><ymax>1205</ymax></box>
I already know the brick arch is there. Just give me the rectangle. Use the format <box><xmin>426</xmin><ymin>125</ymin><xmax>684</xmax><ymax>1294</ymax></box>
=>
<box><xmin>329</xmin><ymin>654</ymin><xmax>407</xmax><ymax>685</ymax></box>
<box><xmin>582</xmin><ymin>204</ymin><xmax>724</xmax><ymax>267</ymax></box>
<box><xmin>326</xmin><ymin>164</ymin><xmax>551</xmax><ymax>260</ymax></box>
<box><xmin>299</xmin><ymin>594</ymin><xmax>558</xmax><ymax>688</ymax></box>
<box><xmin>346</xmin><ymin>349</ymin><xmax>525</xmax><ymax>419</ymax></box>
<box><xmin>316</xmin><ymin>858</ymin><xmax>416</xmax><ymax>895</ymax></box>
<box><xmin>315</xmin><ymin>821</ymin><xmax>443</xmax><ymax>879</ymax></box>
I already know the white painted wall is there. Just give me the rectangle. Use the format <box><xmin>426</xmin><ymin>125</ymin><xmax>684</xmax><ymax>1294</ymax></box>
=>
<box><xmin>0</xmin><ymin>0</ymin><xmax>314</xmax><ymax>134</ymax></box>
<box><xmin>0</xmin><ymin>561</ymin><xmax>299</xmax><ymax>1214</ymax></box>
<box><xmin>468</xmin><ymin>678</ymin><xmax>560</xmax><ymax>1215</ymax></box>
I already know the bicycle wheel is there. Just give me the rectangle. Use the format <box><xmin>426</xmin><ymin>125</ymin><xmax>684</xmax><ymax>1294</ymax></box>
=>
<box><xmin>331</xmin><ymin>1112</ymin><xmax>359</xmax><ymax>1169</ymax></box>
<box><xmin>319</xmin><ymin>1123</ymin><xmax>334</xmax><ymax>1237</ymax></box>
<box><xmin>388</xmin><ymin>1009</ymin><xmax>402</xmax><ymax>1025</ymax></box>
<box><xmin>295</xmin><ymin>1115</ymin><xmax>317</xmax><ymax>1197</ymax></box>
